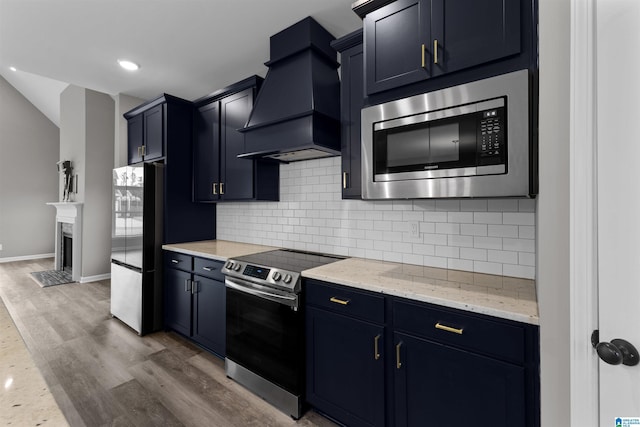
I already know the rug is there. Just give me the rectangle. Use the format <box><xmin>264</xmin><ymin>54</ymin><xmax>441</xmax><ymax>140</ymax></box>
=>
<box><xmin>30</xmin><ymin>270</ymin><xmax>73</xmax><ymax>287</ymax></box>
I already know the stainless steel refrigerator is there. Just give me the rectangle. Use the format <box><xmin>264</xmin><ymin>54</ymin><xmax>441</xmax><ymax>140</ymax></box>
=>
<box><xmin>111</xmin><ymin>163</ymin><xmax>164</xmax><ymax>335</ymax></box>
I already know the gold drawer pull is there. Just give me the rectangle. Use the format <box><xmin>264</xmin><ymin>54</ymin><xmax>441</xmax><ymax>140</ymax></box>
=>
<box><xmin>374</xmin><ymin>334</ymin><xmax>381</xmax><ymax>360</ymax></box>
<box><xmin>220</xmin><ymin>182</ymin><xmax>225</xmax><ymax>195</ymax></box>
<box><xmin>212</xmin><ymin>183</ymin><xmax>218</xmax><ymax>195</ymax></box>
<box><xmin>435</xmin><ymin>322</ymin><xmax>464</xmax><ymax>335</ymax></box>
<box><xmin>433</xmin><ymin>39</ymin><xmax>439</xmax><ymax>64</ymax></box>
<box><xmin>396</xmin><ymin>341</ymin><xmax>403</xmax><ymax>369</ymax></box>
<box><xmin>342</xmin><ymin>172</ymin><xmax>348</xmax><ymax>189</ymax></box>
<box><xmin>421</xmin><ymin>43</ymin><xmax>426</xmax><ymax>68</ymax></box>
<box><xmin>329</xmin><ymin>297</ymin><xmax>350</xmax><ymax>305</ymax></box>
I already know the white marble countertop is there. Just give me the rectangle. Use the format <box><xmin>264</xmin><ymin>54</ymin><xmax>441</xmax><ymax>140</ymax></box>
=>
<box><xmin>303</xmin><ymin>258</ymin><xmax>538</xmax><ymax>325</ymax></box>
<box><xmin>162</xmin><ymin>240</ymin><xmax>538</xmax><ymax>325</ymax></box>
<box><xmin>162</xmin><ymin>240</ymin><xmax>277</xmax><ymax>262</ymax></box>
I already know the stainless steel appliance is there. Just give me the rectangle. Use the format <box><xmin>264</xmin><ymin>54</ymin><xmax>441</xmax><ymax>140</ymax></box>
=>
<box><xmin>111</xmin><ymin>163</ymin><xmax>164</xmax><ymax>335</ymax></box>
<box><xmin>361</xmin><ymin>69</ymin><xmax>535</xmax><ymax>199</ymax></box>
<box><xmin>221</xmin><ymin>249</ymin><xmax>344</xmax><ymax>419</ymax></box>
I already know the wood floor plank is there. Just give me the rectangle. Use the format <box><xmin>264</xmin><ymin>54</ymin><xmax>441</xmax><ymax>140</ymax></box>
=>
<box><xmin>0</xmin><ymin>259</ymin><xmax>337</xmax><ymax>427</ymax></box>
<box><xmin>110</xmin><ymin>379</ymin><xmax>184</xmax><ymax>427</ymax></box>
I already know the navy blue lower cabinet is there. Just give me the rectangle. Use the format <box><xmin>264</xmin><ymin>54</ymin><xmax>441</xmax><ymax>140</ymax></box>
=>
<box><xmin>192</xmin><ymin>275</ymin><xmax>226</xmax><ymax>357</ymax></box>
<box><xmin>306</xmin><ymin>306</ymin><xmax>385</xmax><ymax>427</ymax></box>
<box><xmin>393</xmin><ymin>332</ymin><xmax>526</xmax><ymax>427</ymax></box>
<box><xmin>164</xmin><ymin>252</ymin><xmax>226</xmax><ymax>358</ymax></box>
<box><xmin>164</xmin><ymin>267</ymin><xmax>192</xmax><ymax>337</ymax></box>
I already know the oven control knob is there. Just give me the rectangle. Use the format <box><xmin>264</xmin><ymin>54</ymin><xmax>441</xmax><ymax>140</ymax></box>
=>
<box><xmin>225</xmin><ymin>261</ymin><xmax>233</xmax><ymax>269</ymax></box>
<box><xmin>272</xmin><ymin>272</ymin><xmax>282</xmax><ymax>281</ymax></box>
<box><xmin>283</xmin><ymin>274</ymin><xmax>292</xmax><ymax>284</ymax></box>
<box><xmin>233</xmin><ymin>263</ymin><xmax>242</xmax><ymax>272</ymax></box>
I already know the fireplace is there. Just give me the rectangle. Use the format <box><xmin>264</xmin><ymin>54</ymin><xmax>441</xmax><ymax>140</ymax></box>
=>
<box><xmin>61</xmin><ymin>223</ymin><xmax>73</xmax><ymax>273</ymax></box>
<box><xmin>46</xmin><ymin>202</ymin><xmax>83</xmax><ymax>282</ymax></box>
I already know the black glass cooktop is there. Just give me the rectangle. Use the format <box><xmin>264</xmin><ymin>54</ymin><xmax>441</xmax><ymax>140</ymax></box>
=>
<box><xmin>232</xmin><ymin>249</ymin><xmax>345</xmax><ymax>273</ymax></box>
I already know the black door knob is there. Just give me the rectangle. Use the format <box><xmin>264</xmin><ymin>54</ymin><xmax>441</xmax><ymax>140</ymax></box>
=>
<box><xmin>591</xmin><ymin>330</ymin><xmax>640</xmax><ymax>366</ymax></box>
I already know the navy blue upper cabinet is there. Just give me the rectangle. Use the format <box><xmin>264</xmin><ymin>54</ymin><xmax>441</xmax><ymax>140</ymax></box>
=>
<box><xmin>365</xmin><ymin>0</ymin><xmax>430</xmax><ymax>95</ymax></box>
<box><xmin>192</xmin><ymin>76</ymin><xmax>279</xmax><ymax>202</ymax></box>
<box><xmin>332</xmin><ymin>29</ymin><xmax>364</xmax><ymax>199</ymax></box>
<box><xmin>364</xmin><ymin>0</ymin><xmax>523</xmax><ymax>95</ymax></box>
<box><xmin>126</xmin><ymin>103</ymin><xmax>164</xmax><ymax>164</ymax></box>
<box><xmin>193</xmin><ymin>102</ymin><xmax>221</xmax><ymax>202</ymax></box>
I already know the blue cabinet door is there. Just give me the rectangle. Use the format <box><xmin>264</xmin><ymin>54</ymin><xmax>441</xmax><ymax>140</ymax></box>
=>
<box><xmin>340</xmin><ymin>41</ymin><xmax>364</xmax><ymax>199</ymax></box>
<box><xmin>193</xmin><ymin>101</ymin><xmax>221</xmax><ymax>202</ymax></box>
<box><xmin>220</xmin><ymin>88</ymin><xmax>254</xmax><ymax>200</ymax></box>
<box><xmin>365</xmin><ymin>0</ymin><xmax>430</xmax><ymax>95</ymax></box>
<box><xmin>192</xmin><ymin>275</ymin><xmax>225</xmax><ymax>357</ymax></box>
<box><xmin>127</xmin><ymin>113</ymin><xmax>144</xmax><ymax>164</ymax></box>
<box><xmin>431</xmin><ymin>0</ymin><xmax>521</xmax><ymax>76</ymax></box>
<box><xmin>306</xmin><ymin>307</ymin><xmax>385</xmax><ymax>427</ymax></box>
<box><xmin>394</xmin><ymin>332</ymin><xmax>526</xmax><ymax>427</ymax></box>
<box><xmin>164</xmin><ymin>267</ymin><xmax>192</xmax><ymax>337</ymax></box>
<box><xmin>143</xmin><ymin>104</ymin><xmax>164</xmax><ymax>161</ymax></box>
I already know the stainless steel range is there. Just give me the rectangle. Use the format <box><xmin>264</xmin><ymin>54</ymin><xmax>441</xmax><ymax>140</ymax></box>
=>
<box><xmin>221</xmin><ymin>249</ymin><xmax>344</xmax><ymax>419</ymax></box>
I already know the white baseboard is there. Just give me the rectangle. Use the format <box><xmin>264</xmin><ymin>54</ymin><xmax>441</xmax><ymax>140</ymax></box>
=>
<box><xmin>0</xmin><ymin>253</ymin><xmax>54</xmax><ymax>263</ymax></box>
<box><xmin>79</xmin><ymin>273</ymin><xmax>111</xmax><ymax>283</ymax></box>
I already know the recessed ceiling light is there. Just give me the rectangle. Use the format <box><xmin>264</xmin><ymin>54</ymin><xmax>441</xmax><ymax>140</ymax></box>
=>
<box><xmin>117</xmin><ymin>59</ymin><xmax>140</xmax><ymax>71</ymax></box>
<box><xmin>9</xmin><ymin>66</ymin><xmax>17</xmax><ymax>72</ymax></box>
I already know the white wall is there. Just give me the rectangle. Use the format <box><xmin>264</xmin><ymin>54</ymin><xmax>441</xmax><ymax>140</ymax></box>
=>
<box><xmin>0</xmin><ymin>75</ymin><xmax>59</xmax><ymax>260</ymax></box>
<box><xmin>537</xmin><ymin>0</ymin><xmax>571</xmax><ymax>424</ymax></box>
<box><xmin>60</xmin><ymin>85</ymin><xmax>114</xmax><ymax>280</ymax></box>
<box><xmin>218</xmin><ymin>157</ymin><xmax>537</xmax><ymax>279</ymax></box>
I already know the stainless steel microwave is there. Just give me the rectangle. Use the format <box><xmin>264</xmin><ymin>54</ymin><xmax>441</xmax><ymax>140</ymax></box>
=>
<box><xmin>361</xmin><ymin>70</ymin><xmax>535</xmax><ymax>199</ymax></box>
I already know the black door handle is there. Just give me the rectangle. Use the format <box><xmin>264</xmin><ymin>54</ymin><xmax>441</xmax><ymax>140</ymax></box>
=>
<box><xmin>591</xmin><ymin>330</ymin><xmax>639</xmax><ymax>366</ymax></box>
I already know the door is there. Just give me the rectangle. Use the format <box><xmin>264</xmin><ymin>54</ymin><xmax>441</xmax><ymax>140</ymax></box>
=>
<box><xmin>595</xmin><ymin>0</ymin><xmax>640</xmax><ymax>423</ymax></box>
<box><xmin>193</xmin><ymin>101</ymin><xmax>221</xmax><ymax>202</ymax></box>
<box><xmin>192</xmin><ymin>275</ymin><xmax>226</xmax><ymax>356</ymax></box>
<box><xmin>220</xmin><ymin>88</ymin><xmax>254</xmax><ymax>200</ymax></box>
<box><xmin>306</xmin><ymin>307</ymin><xmax>385</xmax><ymax>427</ymax></box>
<box><xmin>143</xmin><ymin>104</ymin><xmax>164</xmax><ymax>161</ymax></box>
<box><xmin>430</xmin><ymin>0</ymin><xmax>520</xmax><ymax>76</ymax></box>
<box><xmin>394</xmin><ymin>333</ymin><xmax>526</xmax><ymax>427</ymax></box>
<box><xmin>364</xmin><ymin>0</ymin><xmax>431</xmax><ymax>95</ymax></box>
<box><xmin>164</xmin><ymin>268</ymin><xmax>192</xmax><ymax>336</ymax></box>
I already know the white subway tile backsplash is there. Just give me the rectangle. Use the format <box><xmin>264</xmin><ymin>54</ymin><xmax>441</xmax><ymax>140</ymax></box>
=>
<box><xmin>460</xmin><ymin>223</ymin><xmax>488</xmax><ymax>236</ymax></box>
<box><xmin>503</xmin><ymin>212</ymin><xmax>536</xmax><ymax>226</ymax></box>
<box><xmin>473</xmin><ymin>212</ymin><xmax>503</xmax><ymax>225</ymax></box>
<box><xmin>216</xmin><ymin>157</ymin><xmax>537</xmax><ymax>279</ymax></box>
<box><xmin>474</xmin><ymin>236</ymin><xmax>503</xmax><ymax>250</ymax></box>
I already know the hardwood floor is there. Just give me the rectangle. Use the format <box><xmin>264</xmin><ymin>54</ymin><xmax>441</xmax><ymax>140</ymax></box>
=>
<box><xmin>0</xmin><ymin>259</ymin><xmax>337</xmax><ymax>427</ymax></box>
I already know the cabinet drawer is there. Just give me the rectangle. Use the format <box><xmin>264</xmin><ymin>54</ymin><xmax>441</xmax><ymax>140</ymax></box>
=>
<box><xmin>193</xmin><ymin>257</ymin><xmax>225</xmax><ymax>281</ymax></box>
<box><xmin>305</xmin><ymin>279</ymin><xmax>385</xmax><ymax>324</ymax></box>
<box><xmin>393</xmin><ymin>298</ymin><xmax>525</xmax><ymax>364</ymax></box>
<box><xmin>164</xmin><ymin>252</ymin><xmax>193</xmax><ymax>271</ymax></box>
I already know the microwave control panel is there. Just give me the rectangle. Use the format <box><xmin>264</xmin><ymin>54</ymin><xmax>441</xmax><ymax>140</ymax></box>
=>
<box><xmin>478</xmin><ymin>108</ymin><xmax>505</xmax><ymax>166</ymax></box>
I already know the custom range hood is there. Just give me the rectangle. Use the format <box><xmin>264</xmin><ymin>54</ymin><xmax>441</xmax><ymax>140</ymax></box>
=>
<box><xmin>238</xmin><ymin>17</ymin><xmax>341</xmax><ymax>162</ymax></box>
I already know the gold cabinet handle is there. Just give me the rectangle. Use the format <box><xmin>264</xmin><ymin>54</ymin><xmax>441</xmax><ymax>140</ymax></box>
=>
<box><xmin>421</xmin><ymin>43</ymin><xmax>426</xmax><ymax>68</ymax></box>
<box><xmin>396</xmin><ymin>341</ymin><xmax>403</xmax><ymax>369</ymax></box>
<box><xmin>374</xmin><ymin>334</ymin><xmax>381</xmax><ymax>360</ymax></box>
<box><xmin>171</xmin><ymin>259</ymin><xmax>180</xmax><ymax>264</ymax></box>
<box><xmin>138</xmin><ymin>146</ymin><xmax>142</xmax><ymax>157</ymax></box>
<box><xmin>212</xmin><ymin>183</ymin><xmax>218</xmax><ymax>195</ymax></box>
<box><xmin>220</xmin><ymin>182</ymin><xmax>224</xmax><ymax>195</ymax></box>
<box><xmin>184</xmin><ymin>279</ymin><xmax>191</xmax><ymax>293</ymax></box>
<box><xmin>329</xmin><ymin>297</ymin><xmax>350</xmax><ymax>305</ymax></box>
<box><xmin>141</xmin><ymin>145</ymin><xmax>146</xmax><ymax>156</ymax></box>
<box><xmin>191</xmin><ymin>280</ymin><xmax>198</xmax><ymax>295</ymax></box>
<box><xmin>433</xmin><ymin>39</ymin><xmax>438</xmax><ymax>64</ymax></box>
<box><xmin>435</xmin><ymin>322</ymin><xmax>463</xmax><ymax>335</ymax></box>
<box><xmin>342</xmin><ymin>172</ymin><xmax>348</xmax><ymax>189</ymax></box>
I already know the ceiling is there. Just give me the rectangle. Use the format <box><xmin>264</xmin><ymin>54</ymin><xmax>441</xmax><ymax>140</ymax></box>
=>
<box><xmin>0</xmin><ymin>0</ymin><xmax>362</xmax><ymax>126</ymax></box>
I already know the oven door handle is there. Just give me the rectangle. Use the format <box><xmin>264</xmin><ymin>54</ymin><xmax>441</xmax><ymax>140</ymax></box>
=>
<box><xmin>225</xmin><ymin>277</ymin><xmax>298</xmax><ymax>309</ymax></box>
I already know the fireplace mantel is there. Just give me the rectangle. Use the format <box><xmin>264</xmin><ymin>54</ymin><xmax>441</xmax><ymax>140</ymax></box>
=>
<box><xmin>47</xmin><ymin>202</ymin><xmax>83</xmax><ymax>282</ymax></box>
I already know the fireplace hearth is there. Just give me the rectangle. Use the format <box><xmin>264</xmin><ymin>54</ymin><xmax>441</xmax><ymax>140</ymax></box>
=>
<box><xmin>46</xmin><ymin>202</ymin><xmax>83</xmax><ymax>282</ymax></box>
